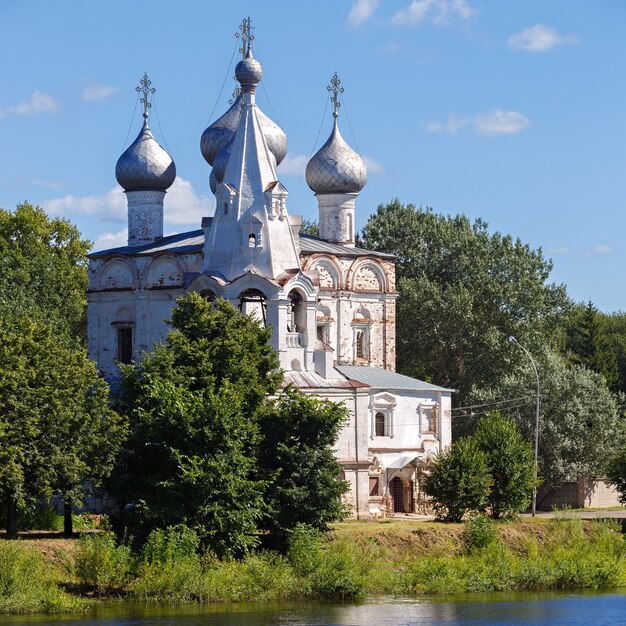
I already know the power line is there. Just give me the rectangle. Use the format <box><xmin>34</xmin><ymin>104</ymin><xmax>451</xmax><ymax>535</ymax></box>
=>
<box><xmin>449</xmin><ymin>395</ymin><xmax>535</xmax><ymax>413</ymax></box>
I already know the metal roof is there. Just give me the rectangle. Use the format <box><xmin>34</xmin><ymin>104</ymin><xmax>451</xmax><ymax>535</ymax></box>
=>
<box><xmin>90</xmin><ymin>229</ymin><xmax>395</xmax><ymax>260</ymax></box>
<box><xmin>299</xmin><ymin>234</ymin><xmax>395</xmax><ymax>259</ymax></box>
<box><xmin>335</xmin><ymin>365</ymin><xmax>454</xmax><ymax>393</ymax></box>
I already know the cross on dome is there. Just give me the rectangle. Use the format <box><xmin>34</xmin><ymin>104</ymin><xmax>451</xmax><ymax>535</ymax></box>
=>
<box><xmin>236</xmin><ymin>16</ymin><xmax>254</xmax><ymax>58</ymax></box>
<box><xmin>136</xmin><ymin>73</ymin><xmax>156</xmax><ymax>119</ymax></box>
<box><xmin>327</xmin><ymin>72</ymin><xmax>344</xmax><ymax>119</ymax></box>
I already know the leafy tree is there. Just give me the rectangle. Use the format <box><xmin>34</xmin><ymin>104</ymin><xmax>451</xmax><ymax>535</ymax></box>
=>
<box><xmin>598</xmin><ymin>311</ymin><xmax>626</xmax><ymax>395</ymax></box>
<box><xmin>562</xmin><ymin>301</ymin><xmax>618</xmax><ymax>390</ymax></box>
<box><xmin>257</xmin><ymin>388</ymin><xmax>349</xmax><ymax>549</ymax></box>
<box><xmin>0</xmin><ymin>203</ymin><xmax>91</xmax><ymax>343</ymax></box>
<box><xmin>111</xmin><ymin>294</ymin><xmax>280</xmax><ymax>557</ymax></box>
<box><xmin>606</xmin><ymin>447</ymin><xmax>626</xmax><ymax>506</ymax></box>
<box><xmin>423</xmin><ymin>438</ymin><xmax>491</xmax><ymax>522</ymax></box>
<box><xmin>473</xmin><ymin>413</ymin><xmax>536</xmax><ymax>518</ymax></box>
<box><xmin>468</xmin><ymin>350</ymin><xmax>625</xmax><ymax>493</ymax></box>
<box><xmin>299</xmin><ymin>219</ymin><xmax>320</xmax><ymax>237</ymax></box>
<box><xmin>0</xmin><ymin>317</ymin><xmax>125</xmax><ymax>536</ymax></box>
<box><xmin>359</xmin><ymin>200</ymin><xmax>569</xmax><ymax>403</ymax></box>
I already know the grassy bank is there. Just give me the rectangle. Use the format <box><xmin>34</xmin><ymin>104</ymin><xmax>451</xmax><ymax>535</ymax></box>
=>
<box><xmin>1</xmin><ymin>516</ymin><xmax>626</xmax><ymax>614</ymax></box>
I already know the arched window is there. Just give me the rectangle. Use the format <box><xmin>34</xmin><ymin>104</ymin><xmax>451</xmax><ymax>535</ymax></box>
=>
<box><xmin>375</xmin><ymin>412</ymin><xmax>386</xmax><ymax>437</ymax></box>
<box><xmin>356</xmin><ymin>330</ymin><xmax>365</xmax><ymax>359</ymax></box>
<box><xmin>248</xmin><ymin>233</ymin><xmax>256</xmax><ymax>247</ymax></box>
<box><xmin>199</xmin><ymin>289</ymin><xmax>216</xmax><ymax>302</ymax></box>
<box><xmin>287</xmin><ymin>290</ymin><xmax>306</xmax><ymax>335</ymax></box>
<box><xmin>238</xmin><ymin>288</ymin><xmax>267</xmax><ymax>326</ymax></box>
<box><xmin>223</xmin><ymin>201</ymin><xmax>228</xmax><ymax>215</ymax></box>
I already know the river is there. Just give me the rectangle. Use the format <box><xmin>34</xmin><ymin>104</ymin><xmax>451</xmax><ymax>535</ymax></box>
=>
<box><xmin>2</xmin><ymin>592</ymin><xmax>626</xmax><ymax>625</ymax></box>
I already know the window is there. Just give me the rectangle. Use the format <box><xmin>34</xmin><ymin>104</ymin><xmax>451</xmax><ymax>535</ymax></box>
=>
<box><xmin>222</xmin><ymin>201</ymin><xmax>228</xmax><ymax>215</ymax></box>
<box><xmin>369</xmin><ymin>477</ymin><xmax>379</xmax><ymax>497</ymax></box>
<box><xmin>117</xmin><ymin>327</ymin><xmax>133</xmax><ymax>364</ymax></box>
<box><xmin>356</xmin><ymin>330</ymin><xmax>365</xmax><ymax>359</ymax></box>
<box><xmin>317</xmin><ymin>324</ymin><xmax>327</xmax><ymax>342</ymax></box>
<box><xmin>375</xmin><ymin>411</ymin><xmax>386</xmax><ymax>436</ymax></box>
<box><xmin>248</xmin><ymin>233</ymin><xmax>256</xmax><ymax>247</ymax></box>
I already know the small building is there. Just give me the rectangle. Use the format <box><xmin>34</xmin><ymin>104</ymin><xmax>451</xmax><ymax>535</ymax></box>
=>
<box><xmin>87</xmin><ymin>22</ymin><xmax>453</xmax><ymax>517</ymax></box>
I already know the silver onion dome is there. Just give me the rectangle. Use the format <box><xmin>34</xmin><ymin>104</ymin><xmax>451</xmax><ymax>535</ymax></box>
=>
<box><xmin>305</xmin><ymin>118</ymin><xmax>367</xmax><ymax>195</ymax></box>
<box><xmin>257</xmin><ymin>107</ymin><xmax>288</xmax><ymax>165</ymax></box>
<box><xmin>200</xmin><ymin>96</ymin><xmax>242</xmax><ymax>166</ymax></box>
<box><xmin>116</xmin><ymin>117</ymin><xmax>176</xmax><ymax>192</ymax></box>
<box><xmin>212</xmin><ymin>137</ymin><xmax>234</xmax><ymax>186</ymax></box>
<box><xmin>235</xmin><ymin>50</ymin><xmax>263</xmax><ymax>91</ymax></box>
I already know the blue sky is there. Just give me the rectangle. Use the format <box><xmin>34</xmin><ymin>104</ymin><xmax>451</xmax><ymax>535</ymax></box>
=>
<box><xmin>0</xmin><ymin>1</ymin><xmax>624</xmax><ymax>310</ymax></box>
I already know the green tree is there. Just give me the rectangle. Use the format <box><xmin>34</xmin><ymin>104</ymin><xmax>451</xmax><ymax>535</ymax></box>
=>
<box><xmin>598</xmin><ymin>311</ymin><xmax>626</xmax><ymax>395</ymax></box>
<box><xmin>0</xmin><ymin>317</ymin><xmax>125</xmax><ymax>536</ymax></box>
<box><xmin>359</xmin><ymin>200</ymin><xmax>569</xmax><ymax>403</ymax></box>
<box><xmin>606</xmin><ymin>447</ymin><xmax>626</xmax><ymax>506</ymax></box>
<box><xmin>468</xmin><ymin>350</ymin><xmax>625</xmax><ymax>493</ymax></box>
<box><xmin>299</xmin><ymin>219</ymin><xmax>320</xmax><ymax>237</ymax></box>
<box><xmin>423</xmin><ymin>438</ymin><xmax>491</xmax><ymax>522</ymax></box>
<box><xmin>0</xmin><ymin>203</ymin><xmax>91</xmax><ymax>343</ymax></box>
<box><xmin>111</xmin><ymin>294</ymin><xmax>281</xmax><ymax>557</ymax></box>
<box><xmin>562</xmin><ymin>301</ymin><xmax>618</xmax><ymax>390</ymax></box>
<box><xmin>257</xmin><ymin>388</ymin><xmax>349</xmax><ymax>549</ymax></box>
<box><xmin>473</xmin><ymin>412</ymin><xmax>536</xmax><ymax>518</ymax></box>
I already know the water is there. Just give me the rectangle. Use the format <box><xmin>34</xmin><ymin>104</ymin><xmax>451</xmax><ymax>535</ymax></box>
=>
<box><xmin>2</xmin><ymin>593</ymin><xmax>626</xmax><ymax>625</ymax></box>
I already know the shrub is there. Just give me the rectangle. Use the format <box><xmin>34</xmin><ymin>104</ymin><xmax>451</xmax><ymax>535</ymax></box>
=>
<box><xmin>0</xmin><ymin>542</ymin><xmax>80</xmax><ymax>613</ymax></box>
<box><xmin>423</xmin><ymin>438</ymin><xmax>492</xmax><ymax>522</ymax></box>
<box><xmin>461</xmin><ymin>514</ymin><xmax>498</xmax><ymax>554</ymax></box>
<box><xmin>141</xmin><ymin>524</ymin><xmax>200</xmax><ymax>565</ymax></box>
<box><xmin>473</xmin><ymin>412</ymin><xmax>535</xmax><ymax>519</ymax></box>
<box><xmin>18</xmin><ymin>504</ymin><xmax>63</xmax><ymax>531</ymax></box>
<box><xmin>287</xmin><ymin>524</ymin><xmax>323</xmax><ymax>576</ymax></box>
<box><xmin>74</xmin><ymin>533</ymin><xmax>134</xmax><ymax>594</ymax></box>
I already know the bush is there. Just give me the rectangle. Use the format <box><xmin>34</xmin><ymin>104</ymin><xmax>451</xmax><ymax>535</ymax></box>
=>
<box><xmin>473</xmin><ymin>413</ymin><xmax>535</xmax><ymax>519</ymax></box>
<box><xmin>461</xmin><ymin>514</ymin><xmax>498</xmax><ymax>554</ymax></box>
<box><xmin>423</xmin><ymin>438</ymin><xmax>492</xmax><ymax>522</ymax></box>
<box><xmin>287</xmin><ymin>523</ymin><xmax>323</xmax><ymax>576</ymax></box>
<box><xmin>17</xmin><ymin>504</ymin><xmax>63</xmax><ymax>531</ymax></box>
<box><xmin>141</xmin><ymin>524</ymin><xmax>200</xmax><ymax>565</ymax></box>
<box><xmin>74</xmin><ymin>533</ymin><xmax>134</xmax><ymax>594</ymax></box>
<box><xmin>0</xmin><ymin>542</ymin><xmax>80</xmax><ymax>613</ymax></box>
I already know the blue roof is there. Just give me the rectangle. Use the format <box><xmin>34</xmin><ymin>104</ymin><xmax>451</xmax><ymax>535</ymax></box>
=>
<box><xmin>335</xmin><ymin>365</ymin><xmax>454</xmax><ymax>393</ymax></box>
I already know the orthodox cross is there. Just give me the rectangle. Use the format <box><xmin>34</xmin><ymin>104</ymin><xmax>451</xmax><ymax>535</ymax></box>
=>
<box><xmin>327</xmin><ymin>72</ymin><xmax>344</xmax><ymax>118</ymax></box>
<box><xmin>236</xmin><ymin>17</ymin><xmax>254</xmax><ymax>58</ymax></box>
<box><xmin>136</xmin><ymin>73</ymin><xmax>156</xmax><ymax>118</ymax></box>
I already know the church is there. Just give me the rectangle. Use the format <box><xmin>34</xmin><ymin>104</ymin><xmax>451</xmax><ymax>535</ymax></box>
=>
<box><xmin>87</xmin><ymin>20</ymin><xmax>453</xmax><ymax>518</ymax></box>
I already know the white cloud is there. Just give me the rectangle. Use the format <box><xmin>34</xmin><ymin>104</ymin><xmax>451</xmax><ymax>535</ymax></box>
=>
<box><xmin>0</xmin><ymin>91</ymin><xmax>59</xmax><ymax>119</ymax></box>
<box><xmin>42</xmin><ymin>177</ymin><xmax>214</xmax><ymax>229</ymax></box>
<box><xmin>347</xmin><ymin>0</ymin><xmax>379</xmax><ymax>29</ymax></box>
<box><xmin>277</xmin><ymin>154</ymin><xmax>309</xmax><ymax>177</ymax></box>
<box><xmin>81</xmin><ymin>83</ymin><xmax>118</xmax><ymax>102</ymax></box>
<box><xmin>94</xmin><ymin>228</ymin><xmax>128</xmax><ymax>250</ymax></box>
<box><xmin>582</xmin><ymin>244</ymin><xmax>614</xmax><ymax>257</ymax></box>
<box><xmin>548</xmin><ymin>246</ymin><xmax>569</xmax><ymax>255</ymax></box>
<box><xmin>425</xmin><ymin>110</ymin><xmax>530</xmax><ymax>136</ymax></box>
<box><xmin>363</xmin><ymin>156</ymin><xmax>385</xmax><ymax>174</ymax></box>
<box><xmin>391</xmin><ymin>0</ymin><xmax>475</xmax><ymax>27</ymax></box>
<box><xmin>508</xmin><ymin>24</ymin><xmax>578</xmax><ymax>52</ymax></box>
<box><xmin>473</xmin><ymin>109</ymin><xmax>531</xmax><ymax>136</ymax></box>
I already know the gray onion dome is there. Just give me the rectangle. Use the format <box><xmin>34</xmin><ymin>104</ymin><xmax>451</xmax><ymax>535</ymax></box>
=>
<box><xmin>257</xmin><ymin>107</ymin><xmax>288</xmax><ymax>165</ymax></box>
<box><xmin>209</xmin><ymin>169</ymin><xmax>218</xmax><ymax>194</ymax></box>
<box><xmin>116</xmin><ymin>118</ymin><xmax>176</xmax><ymax>192</ymax></box>
<box><xmin>305</xmin><ymin>118</ymin><xmax>367</xmax><ymax>195</ymax></box>
<box><xmin>212</xmin><ymin>137</ymin><xmax>234</xmax><ymax>186</ymax></box>
<box><xmin>235</xmin><ymin>50</ymin><xmax>263</xmax><ymax>91</ymax></box>
<box><xmin>200</xmin><ymin>96</ymin><xmax>242</xmax><ymax>166</ymax></box>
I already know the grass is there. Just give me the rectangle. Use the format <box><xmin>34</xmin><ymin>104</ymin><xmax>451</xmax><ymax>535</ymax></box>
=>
<box><xmin>1</xmin><ymin>516</ymin><xmax>626</xmax><ymax>613</ymax></box>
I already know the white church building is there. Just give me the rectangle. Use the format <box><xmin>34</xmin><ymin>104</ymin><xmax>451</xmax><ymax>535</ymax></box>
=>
<box><xmin>87</xmin><ymin>21</ymin><xmax>452</xmax><ymax>518</ymax></box>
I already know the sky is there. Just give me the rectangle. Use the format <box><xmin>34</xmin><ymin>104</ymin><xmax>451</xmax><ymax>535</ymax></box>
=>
<box><xmin>0</xmin><ymin>0</ymin><xmax>624</xmax><ymax>311</ymax></box>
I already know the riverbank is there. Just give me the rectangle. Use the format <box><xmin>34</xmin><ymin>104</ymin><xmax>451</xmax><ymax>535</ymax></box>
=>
<box><xmin>1</xmin><ymin>516</ymin><xmax>625</xmax><ymax>614</ymax></box>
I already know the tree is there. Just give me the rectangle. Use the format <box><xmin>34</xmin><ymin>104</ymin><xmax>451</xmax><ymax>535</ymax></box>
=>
<box><xmin>257</xmin><ymin>388</ymin><xmax>349</xmax><ymax>549</ymax></box>
<box><xmin>299</xmin><ymin>219</ymin><xmax>319</xmax><ymax>237</ymax></box>
<box><xmin>562</xmin><ymin>301</ymin><xmax>618</xmax><ymax>391</ymax></box>
<box><xmin>473</xmin><ymin>413</ymin><xmax>536</xmax><ymax>518</ymax></box>
<box><xmin>606</xmin><ymin>447</ymin><xmax>626</xmax><ymax>506</ymax></box>
<box><xmin>423</xmin><ymin>438</ymin><xmax>491</xmax><ymax>522</ymax></box>
<box><xmin>0</xmin><ymin>317</ymin><xmax>125</xmax><ymax>536</ymax></box>
<box><xmin>467</xmin><ymin>350</ymin><xmax>625</xmax><ymax>493</ymax></box>
<box><xmin>358</xmin><ymin>200</ymin><xmax>569</xmax><ymax>403</ymax></box>
<box><xmin>111</xmin><ymin>294</ymin><xmax>281</xmax><ymax>557</ymax></box>
<box><xmin>0</xmin><ymin>203</ymin><xmax>91</xmax><ymax>343</ymax></box>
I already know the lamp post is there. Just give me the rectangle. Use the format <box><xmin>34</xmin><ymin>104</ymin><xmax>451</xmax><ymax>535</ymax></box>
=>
<box><xmin>509</xmin><ymin>336</ymin><xmax>540</xmax><ymax>517</ymax></box>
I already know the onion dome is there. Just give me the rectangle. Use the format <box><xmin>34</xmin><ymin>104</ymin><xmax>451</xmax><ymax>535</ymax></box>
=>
<box><xmin>212</xmin><ymin>137</ymin><xmax>234</xmax><ymax>186</ymax></box>
<box><xmin>235</xmin><ymin>49</ymin><xmax>263</xmax><ymax>92</ymax></box>
<box><xmin>257</xmin><ymin>107</ymin><xmax>288</xmax><ymax>165</ymax></box>
<box><xmin>200</xmin><ymin>96</ymin><xmax>242</xmax><ymax>166</ymax></box>
<box><xmin>116</xmin><ymin>115</ymin><xmax>176</xmax><ymax>192</ymax></box>
<box><xmin>305</xmin><ymin>117</ymin><xmax>367</xmax><ymax>195</ymax></box>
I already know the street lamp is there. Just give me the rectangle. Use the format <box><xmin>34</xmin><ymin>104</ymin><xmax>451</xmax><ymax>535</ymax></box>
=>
<box><xmin>509</xmin><ymin>336</ymin><xmax>540</xmax><ymax>517</ymax></box>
